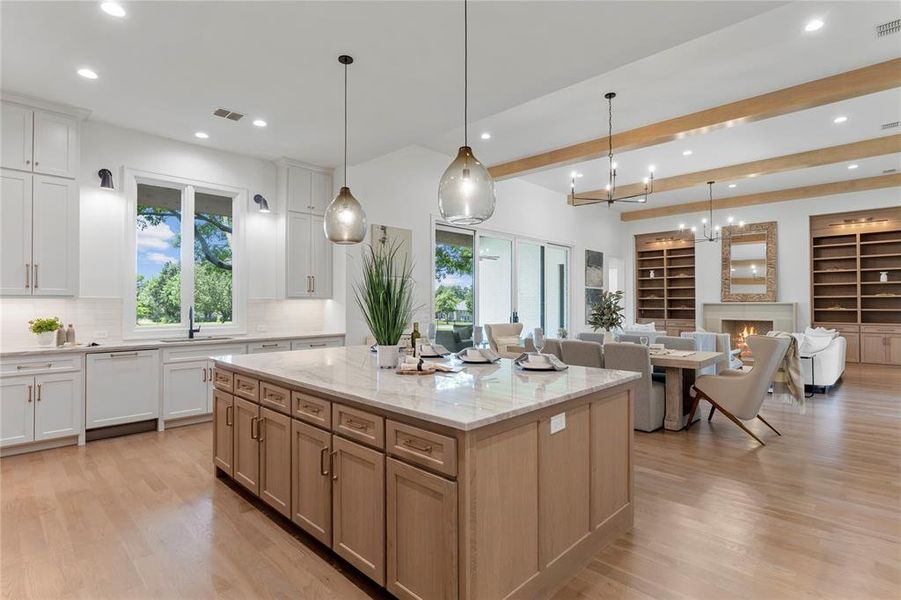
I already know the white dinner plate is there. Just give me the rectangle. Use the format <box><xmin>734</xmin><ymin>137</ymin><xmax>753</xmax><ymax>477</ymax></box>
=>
<box><xmin>460</xmin><ymin>355</ymin><xmax>490</xmax><ymax>363</ymax></box>
<box><xmin>519</xmin><ymin>362</ymin><xmax>555</xmax><ymax>371</ymax></box>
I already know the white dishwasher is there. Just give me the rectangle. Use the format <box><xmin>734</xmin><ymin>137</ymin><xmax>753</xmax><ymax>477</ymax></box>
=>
<box><xmin>86</xmin><ymin>350</ymin><xmax>160</xmax><ymax>429</ymax></box>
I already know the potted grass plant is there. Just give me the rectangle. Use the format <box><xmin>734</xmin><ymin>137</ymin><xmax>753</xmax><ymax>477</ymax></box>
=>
<box><xmin>353</xmin><ymin>240</ymin><xmax>416</xmax><ymax>368</ymax></box>
<box><xmin>587</xmin><ymin>290</ymin><xmax>625</xmax><ymax>343</ymax></box>
<box><xmin>28</xmin><ymin>316</ymin><xmax>63</xmax><ymax>347</ymax></box>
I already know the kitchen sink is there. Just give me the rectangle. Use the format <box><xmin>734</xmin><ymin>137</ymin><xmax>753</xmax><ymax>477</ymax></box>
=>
<box><xmin>159</xmin><ymin>336</ymin><xmax>233</xmax><ymax>343</ymax></box>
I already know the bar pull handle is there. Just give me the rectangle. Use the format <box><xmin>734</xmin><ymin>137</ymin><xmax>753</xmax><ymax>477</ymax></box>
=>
<box><xmin>257</xmin><ymin>417</ymin><xmax>265</xmax><ymax>442</ymax></box>
<box><xmin>25</xmin><ymin>263</ymin><xmax>30</xmax><ymax>288</ymax></box>
<box><xmin>225</xmin><ymin>404</ymin><xmax>233</xmax><ymax>427</ymax></box>
<box><xmin>36</xmin><ymin>384</ymin><xmax>42</xmax><ymax>401</ymax></box>
<box><xmin>110</xmin><ymin>352</ymin><xmax>139</xmax><ymax>359</ymax></box>
<box><xmin>344</xmin><ymin>418</ymin><xmax>368</xmax><ymax>431</ymax></box>
<box><xmin>202</xmin><ymin>368</ymin><xmax>207</xmax><ymax>382</ymax></box>
<box><xmin>17</xmin><ymin>363</ymin><xmax>52</xmax><ymax>370</ymax></box>
<box><xmin>320</xmin><ymin>446</ymin><xmax>330</xmax><ymax>476</ymax></box>
<box><xmin>402</xmin><ymin>438</ymin><xmax>433</xmax><ymax>453</ymax></box>
<box><xmin>311</xmin><ymin>275</ymin><xmax>315</xmax><ymax>293</ymax></box>
<box><xmin>33</xmin><ymin>264</ymin><xmax>38</xmax><ymax>289</ymax></box>
<box><xmin>27</xmin><ymin>385</ymin><xmax>32</xmax><ymax>403</ymax></box>
<box><xmin>250</xmin><ymin>416</ymin><xmax>258</xmax><ymax>440</ymax></box>
<box><xmin>330</xmin><ymin>450</ymin><xmax>338</xmax><ymax>481</ymax></box>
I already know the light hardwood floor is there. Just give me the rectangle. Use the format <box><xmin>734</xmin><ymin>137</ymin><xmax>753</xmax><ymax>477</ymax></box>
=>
<box><xmin>2</xmin><ymin>364</ymin><xmax>899</xmax><ymax>599</ymax></box>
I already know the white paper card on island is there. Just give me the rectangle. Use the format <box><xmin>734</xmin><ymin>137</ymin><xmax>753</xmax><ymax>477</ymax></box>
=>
<box><xmin>550</xmin><ymin>412</ymin><xmax>566</xmax><ymax>434</ymax></box>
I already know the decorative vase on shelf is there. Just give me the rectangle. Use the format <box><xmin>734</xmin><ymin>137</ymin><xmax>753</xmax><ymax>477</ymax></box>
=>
<box><xmin>880</xmin><ymin>271</ymin><xmax>889</xmax><ymax>283</ymax></box>
<box><xmin>649</xmin><ymin>270</ymin><xmax>655</xmax><ymax>279</ymax></box>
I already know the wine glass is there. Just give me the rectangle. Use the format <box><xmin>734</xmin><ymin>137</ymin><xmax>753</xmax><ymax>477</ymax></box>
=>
<box><xmin>639</xmin><ymin>336</ymin><xmax>650</xmax><ymax>347</ymax></box>
<box><xmin>473</xmin><ymin>325</ymin><xmax>483</xmax><ymax>347</ymax></box>
<box><xmin>533</xmin><ymin>328</ymin><xmax>546</xmax><ymax>355</ymax></box>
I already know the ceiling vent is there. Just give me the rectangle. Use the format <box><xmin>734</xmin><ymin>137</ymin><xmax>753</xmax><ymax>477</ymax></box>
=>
<box><xmin>883</xmin><ymin>169</ymin><xmax>897</xmax><ymax>174</ymax></box>
<box><xmin>881</xmin><ymin>121</ymin><xmax>899</xmax><ymax>130</ymax></box>
<box><xmin>876</xmin><ymin>18</ymin><xmax>900</xmax><ymax>37</ymax></box>
<box><xmin>213</xmin><ymin>108</ymin><xmax>244</xmax><ymax>121</ymax></box>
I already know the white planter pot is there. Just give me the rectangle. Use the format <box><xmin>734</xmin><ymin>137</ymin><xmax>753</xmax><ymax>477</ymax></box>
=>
<box><xmin>603</xmin><ymin>330</ymin><xmax>616</xmax><ymax>344</ymax></box>
<box><xmin>35</xmin><ymin>331</ymin><xmax>54</xmax><ymax>346</ymax></box>
<box><xmin>376</xmin><ymin>345</ymin><xmax>398</xmax><ymax>369</ymax></box>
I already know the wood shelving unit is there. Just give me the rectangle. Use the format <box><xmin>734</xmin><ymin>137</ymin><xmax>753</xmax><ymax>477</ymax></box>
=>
<box><xmin>635</xmin><ymin>230</ymin><xmax>696</xmax><ymax>336</ymax></box>
<box><xmin>810</xmin><ymin>207</ymin><xmax>901</xmax><ymax>364</ymax></box>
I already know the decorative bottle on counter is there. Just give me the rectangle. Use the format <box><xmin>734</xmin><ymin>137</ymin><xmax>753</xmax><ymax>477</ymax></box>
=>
<box><xmin>55</xmin><ymin>326</ymin><xmax>66</xmax><ymax>347</ymax></box>
<box><xmin>410</xmin><ymin>322</ymin><xmax>421</xmax><ymax>357</ymax></box>
<box><xmin>65</xmin><ymin>323</ymin><xmax>76</xmax><ymax>345</ymax></box>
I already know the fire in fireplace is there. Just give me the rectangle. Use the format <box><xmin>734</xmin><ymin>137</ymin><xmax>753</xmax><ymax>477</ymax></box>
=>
<box><xmin>721</xmin><ymin>319</ymin><xmax>774</xmax><ymax>362</ymax></box>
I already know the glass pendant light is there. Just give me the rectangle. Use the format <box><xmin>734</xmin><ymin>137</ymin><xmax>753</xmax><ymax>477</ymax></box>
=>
<box><xmin>438</xmin><ymin>0</ymin><xmax>495</xmax><ymax>225</ymax></box>
<box><xmin>324</xmin><ymin>54</ymin><xmax>366</xmax><ymax>245</ymax></box>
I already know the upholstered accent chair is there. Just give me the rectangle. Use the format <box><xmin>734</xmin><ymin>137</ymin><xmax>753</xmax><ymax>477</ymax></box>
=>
<box><xmin>484</xmin><ymin>323</ymin><xmax>524</xmax><ymax>359</ymax></box>
<box><xmin>524</xmin><ymin>338</ymin><xmax>563</xmax><ymax>360</ymax></box>
<box><xmin>604</xmin><ymin>342</ymin><xmax>665</xmax><ymax>432</ymax></box>
<box><xmin>559</xmin><ymin>340</ymin><xmax>604</xmax><ymax>368</ymax></box>
<box><xmin>688</xmin><ymin>335</ymin><xmax>790</xmax><ymax>446</ymax></box>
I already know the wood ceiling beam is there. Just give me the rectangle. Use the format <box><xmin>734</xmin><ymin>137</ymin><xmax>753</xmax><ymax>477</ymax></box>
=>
<box><xmin>569</xmin><ymin>135</ymin><xmax>901</xmax><ymax>205</ymax></box>
<box><xmin>488</xmin><ymin>58</ymin><xmax>901</xmax><ymax>180</ymax></box>
<box><xmin>619</xmin><ymin>174</ymin><xmax>901</xmax><ymax>222</ymax></box>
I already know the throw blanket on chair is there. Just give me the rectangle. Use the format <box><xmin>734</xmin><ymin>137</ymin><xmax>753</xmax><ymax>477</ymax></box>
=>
<box><xmin>767</xmin><ymin>331</ymin><xmax>804</xmax><ymax>405</ymax></box>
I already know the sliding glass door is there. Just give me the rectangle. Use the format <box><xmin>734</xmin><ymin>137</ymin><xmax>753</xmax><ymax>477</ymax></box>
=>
<box><xmin>515</xmin><ymin>240</ymin><xmax>569</xmax><ymax>336</ymax></box>
<box><xmin>477</xmin><ymin>234</ymin><xmax>513</xmax><ymax>327</ymax></box>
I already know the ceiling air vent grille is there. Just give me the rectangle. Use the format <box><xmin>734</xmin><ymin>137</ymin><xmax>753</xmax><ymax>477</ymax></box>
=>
<box><xmin>876</xmin><ymin>18</ymin><xmax>900</xmax><ymax>37</ymax></box>
<box><xmin>213</xmin><ymin>108</ymin><xmax>244</xmax><ymax>121</ymax></box>
<box><xmin>883</xmin><ymin>169</ymin><xmax>897</xmax><ymax>174</ymax></box>
<box><xmin>881</xmin><ymin>121</ymin><xmax>899</xmax><ymax>130</ymax></box>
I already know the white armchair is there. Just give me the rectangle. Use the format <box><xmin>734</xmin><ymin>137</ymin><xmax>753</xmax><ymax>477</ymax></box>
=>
<box><xmin>794</xmin><ymin>330</ymin><xmax>846</xmax><ymax>390</ymax></box>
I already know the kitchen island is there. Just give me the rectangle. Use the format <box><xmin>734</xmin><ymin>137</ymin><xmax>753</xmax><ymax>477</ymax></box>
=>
<box><xmin>211</xmin><ymin>346</ymin><xmax>639</xmax><ymax>599</ymax></box>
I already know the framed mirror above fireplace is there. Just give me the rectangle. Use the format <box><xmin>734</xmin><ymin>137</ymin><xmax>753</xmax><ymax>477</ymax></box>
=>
<box><xmin>721</xmin><ymin>221</ymin><xmax>777</xmax><ymax>302</ymax></box>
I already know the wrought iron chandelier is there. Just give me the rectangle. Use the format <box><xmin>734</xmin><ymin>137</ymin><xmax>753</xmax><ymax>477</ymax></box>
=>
<box><xmin>570</xmin><ymin>92</ymin><xmax>655</xmax><ymax>206</ymax></box>
<box><xmin>679</xmin><ymin>181</ymin><xmax>744</xmax><ymax>244</ymax></box>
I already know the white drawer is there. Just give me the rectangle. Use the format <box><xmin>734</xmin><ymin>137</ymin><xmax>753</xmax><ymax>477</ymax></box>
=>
<box><xmin>1</xmin><ymin>353</ymin><xmax>83</xmax><ymax>377</ymax></box>
<box><xmin>291</xmin><ymin>337</ymin><xmax>344</xmax><ymax>351</ymax></box>
<box><xmin>247</xmin><ymin>340</ymin><xmax>292</xmax><ymax>354</ymax></box>
<box><xmin>162</xmin><ymin>343</ymin><xmax>247</xmax><ymax>364</ymax></box>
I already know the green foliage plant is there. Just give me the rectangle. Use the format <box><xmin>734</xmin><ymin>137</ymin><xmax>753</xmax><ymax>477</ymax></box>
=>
<box><xmin>588</xmin><ymin>290</ymin><xmax>625</xmax><ymax>331</ymax></box>
<box><xmin>29</xmin><ymin>316</ymin><xmax>63</xmax><ymax>334</ymax></box>
<box><xmin>353</xmin><ymin>241</ymin><xmax>417</xmax><ymax>346</ymax></box>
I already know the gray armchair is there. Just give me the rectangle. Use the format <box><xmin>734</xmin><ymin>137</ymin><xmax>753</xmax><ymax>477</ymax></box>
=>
<box><xmin>604</xmin><ymin>342</ymin><xmax>665</xmax><ymax>432</ymax></box>
<box><xmin>559</xmin><ymin>340</ymin><xmax>604</xmax><ymax>368</ymax></box>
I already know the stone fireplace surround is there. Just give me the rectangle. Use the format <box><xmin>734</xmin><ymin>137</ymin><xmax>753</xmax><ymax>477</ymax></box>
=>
<box><xmin>703</xmin><ymin>303</ymin><xmax>797</xmax><ymax>339</ymax></box>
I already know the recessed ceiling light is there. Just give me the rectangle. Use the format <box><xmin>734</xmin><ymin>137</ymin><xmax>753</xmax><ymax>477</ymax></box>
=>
<box><xmin>847</xmin><ymin>163</ymin><xmax>859</xmax><ymax>170</ymax></box>
<box><xmin>748</xmin><ymin>173</ymin><xmax>758</xmax><ymax>178</ymax></box>
<box><xmin>194</xmin><ymin>131</ymin><xmax>209</xmax><ymax>139</ymax></box>
<box><xmin>77</xmin><ymin>68</ymin><xmax>98</xmax><ymax>79</ymax></box>
<box><xmin>252</xmin><ymin>119</ymin><xmax>267</xmax><ymax>128</ymax></box>
<box><xmin>728</xmin><ymin>184</ymin><xmax>737</xmax><ymax>188</ymax></box>
<box><xmin>805</xmin><ymin>18</ymin><xmax>824</xmax><ymax>32</ymax></box>
<box><xmin>833</xmin><ymin>116</ymin><xmax>848</xmax><ymax>124</ymax></box>
<box><xmin>480</xmin><ymin>132</ymin><xmax>491</xmax><ymax>140</ymax></box>
<box><xmin>100</xmin><ymin>2</ymin><xmax>126</xmax><ymax>17</ymax></box>
<box><xmin>570</xmin><ymin>171</ymin><xmax>583</xmax><ymax>178</ymax></box>
<box><xmin>648</xmin><ymin>164</ymin><xmax>656</xmax><ymax>173</ymax></box>
<box><xmin>682</xmin><ymin>150</ymin><xmax>693</xmax><ymax>156</ymax></box>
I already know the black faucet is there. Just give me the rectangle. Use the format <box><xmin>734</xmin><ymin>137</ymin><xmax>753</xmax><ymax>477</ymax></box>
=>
<box><xmin>188</xmin><ymin>306</ymin><xmax>201</xmax><ymax>339</ymax></box>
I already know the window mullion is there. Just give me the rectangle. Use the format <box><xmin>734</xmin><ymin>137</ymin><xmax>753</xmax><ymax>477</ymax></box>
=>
<box><xmin>181</xmin><ymin>185</ymin><xmax>196</xmax><ymax>327</ymax></box>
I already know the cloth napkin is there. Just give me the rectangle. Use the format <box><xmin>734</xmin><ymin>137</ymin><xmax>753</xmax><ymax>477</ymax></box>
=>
<box><xmin>455</xmin><ymin>347</ymin><xmax>501</xmax><ymax>363</ymax></box>
<box><xmin>513</xmin><ymin>352</ymin><xmax>569</xmax><ymax>371</ymax></box>
<box><xmin>417</xmin><ymin>341</ymin><xmax>450</xmax><ymax>357</ymax></box>
<box><xmin>397</xmin><ymin>356</ymin><xmax>461</xmax><ymax>373</ymax></box>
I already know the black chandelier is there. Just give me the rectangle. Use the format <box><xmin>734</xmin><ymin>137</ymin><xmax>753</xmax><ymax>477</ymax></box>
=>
<box><xmin>679</xmin><ymin>181</ymin><xmax>744</xmax><ymax>244</ymax></box>
<box><xmin>570</xmin><ymin>92</ymin><xmax>655</xmax><ymax>206</ymax></box>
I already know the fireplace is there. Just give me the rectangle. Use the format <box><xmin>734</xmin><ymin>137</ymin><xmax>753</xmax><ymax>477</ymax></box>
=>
<box><xmin>722</xmin><ymin>319</ymin><xmax>774</xmax><ymax>362</ymax></box>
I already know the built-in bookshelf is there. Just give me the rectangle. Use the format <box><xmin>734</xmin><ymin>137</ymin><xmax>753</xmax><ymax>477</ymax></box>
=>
<box><xmin>810</xmin><ymin>207</ymin><xmax>901</xmax><ymax>365</ymax></box>
<box><xmin>635</xmin><ymin>230</ymin><xmax>696</xmax><ymax>336</ymax></box>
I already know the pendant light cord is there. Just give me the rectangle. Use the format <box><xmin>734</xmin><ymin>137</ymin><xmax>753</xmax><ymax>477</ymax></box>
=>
<box><xmin>463</xmin><ymin>0</ymin><xmax>468</xmax><ymax>147</ymax></box>
<box><xmin>344</xmin><ymin>60</ymin><xmax>348</xmax><ymax>187</ymax></box>
<box><xmin>607</xmin><ymin>95</ymin><xmax>614</xmax><ymax>199</ymax></box>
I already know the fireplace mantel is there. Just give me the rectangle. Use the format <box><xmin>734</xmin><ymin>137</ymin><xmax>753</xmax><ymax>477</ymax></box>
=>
<box><xmin>703</xmin><ymin>302</ymin><xmax>797</xmax><ymax>333</ymax></box>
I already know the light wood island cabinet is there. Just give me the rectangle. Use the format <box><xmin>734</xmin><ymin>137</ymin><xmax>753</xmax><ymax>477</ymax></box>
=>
<box><xmin>211</xmin><ymin>348</ymin><xmax>637</xmax><ymax>599</ymax></box>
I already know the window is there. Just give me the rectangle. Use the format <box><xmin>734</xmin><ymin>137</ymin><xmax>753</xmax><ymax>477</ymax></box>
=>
<box><xmin>126</xmin><ymin>170</ymin><xmax>245</xmax><ymax>337</ymax></box>
<box><xmin>434</xmin><ymin>226</ymin><xmax>474</xmax><ymax>349</ymax></box>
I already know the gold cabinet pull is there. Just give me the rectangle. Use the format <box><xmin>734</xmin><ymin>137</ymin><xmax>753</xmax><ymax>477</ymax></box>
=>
<box><xmin>303</xmin><ymin>403</ymin><xmax>321</xmax><ymax>414</ymax></box>
<box><xmin>330</xmin><ymin>450</ymin><xmax>338</xmax><ymax>481</ymax></box>
<box><xmin>110</xmin><ymin>352</ymin><xmax>139</xmax><ymax>359</ymax></box>
<box><xmin>17</xmin><ymin>363</ymin><xmax>51</xmax><ymax>370</ymax></box>
<box><xmin>250</xmin><ymin>416</ymin><xmax>258</xmax><ymax>440</ymax></box>
<box><xmin>345</xmin><ymin>418</ymin><xmax>368</xmax><ymax>431</ymax></box>
<box><xmin>26</xmin><ymin>385</ymin><xmax>32</xmax><ymax>403</ymax></box>
<box><xmin>257</xmin><ymin>417</ymin><xmax>265</xmax><ymax>442</ymax></box>
<box><xmin>225</xmin><ymin>404</ymin><xmax>233</xmax><ymax>427</ymax></box>
<box><xmin>36</xmin><ymin>384</ymin><xmax>42</xmax><ymax>401</ymax></box>
<box><xmin>319</xmin><ymin>446</ymin><xmax>329</xmax><ymax>476</ymax></box>
<box><xmin>25</xmin><ymin>263</ymin><xmax>30</xmax><ymax>288</ymax></box>
<box><xmin>202</xmin><ymin>368</ymin><xmax>207</xmax><ymax>382</ymax></box>
<box><xmin>402</xmin><ymin>438</ymin><xmax>432</xmax><ymax>453</ymax></box>
<box><xmin>33</xmin><ymin>264</ymin><xmax>38</xmax><ymax>288</ymax></box>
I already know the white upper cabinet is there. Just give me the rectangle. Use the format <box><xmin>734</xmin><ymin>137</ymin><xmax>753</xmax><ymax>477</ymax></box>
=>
<box><xmin>309</xmin><ymin>215</ymin><xmax>333</xmax><ymax>299</ymax></box>
<box><xmin>32</xmin><ymin>111</ymin><xmax>79</xmax><ymax>178</ymax></box>
<box><xmin>310</xmin><ymin>170</ymin><xmax>332</xmax><ymax>215</ymax></box>
<box><xmin>0</xmin><ymin>170</ymin><xmax>33</xmax><ymax>295</ymax></box>
<box><xmin>1</xmin><ymin>104</ymin><xmax>34</xmax><ymax>172</ymax></box>
<box><xmin>287</xmin><ymin>166</ymin><xmax>313</xmax><ymax>212</ymax></box>
<box><xmin>31</xmin><ymin>175</ymin><xmax>78</xmax><ymax>296</ymax></box>
<box><xmin>1</xmin><ymin>102</ymin><xmax>79</xmax><ymax>179</ymax></box>
<box><xmin>286</xmin><ymin>212</ymin><xmax>313</xmax><ymax>298</ymax></box>
<box><xmin>281</xmin><ymin>162</ymin><xmax>335</xmax><ymax>299</ymax></box>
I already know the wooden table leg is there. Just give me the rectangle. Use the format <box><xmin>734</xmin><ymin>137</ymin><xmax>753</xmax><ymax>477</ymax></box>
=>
<box><xmin>664</xmin><ymin>367</ymin><xmax>684</xmax><ymax>431</ymax></box>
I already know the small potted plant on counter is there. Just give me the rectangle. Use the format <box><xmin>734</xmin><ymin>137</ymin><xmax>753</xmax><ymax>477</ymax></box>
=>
<box><xmin>354</xmin><ymin>240</ymin><xmax>416</xmax><ymax>368</ymax></box>
<box><xmin>587</xmin><ymin>290</ymin><xmax>625</xmax><ymax>343</ymax></box>
<box><xmin>28</xmin><ymin>316</ymin><xmax>63</xmax><ymax>347</ymax></box>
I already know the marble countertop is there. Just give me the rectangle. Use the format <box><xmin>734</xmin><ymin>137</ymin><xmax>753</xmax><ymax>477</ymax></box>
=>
<box><xmin>0</xmin><ymin>332</ymin><xmax>345</xmax><ymax>359</ymax></box>
<box><xmin>212</xmin><ymin>346</ymin><xmax>640</xmax><ymax>431</ymax></box>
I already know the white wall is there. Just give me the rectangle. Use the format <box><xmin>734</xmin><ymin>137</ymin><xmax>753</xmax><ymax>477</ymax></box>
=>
<box><xmin>623</xmin><ymin>188</ymin><xmax>901</xmax><ymax>330</ymax></box>
<box><xmin>341</xmin><ymin>145</ymin><xmax>625</xmax><ymax>344</ymax></box>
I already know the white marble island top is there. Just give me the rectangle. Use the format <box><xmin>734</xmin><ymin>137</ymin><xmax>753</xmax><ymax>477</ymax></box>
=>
<box><xmin>212</xmin><ymin>345</ymin><xmax>640</xmax><ymax>431</ymax></box>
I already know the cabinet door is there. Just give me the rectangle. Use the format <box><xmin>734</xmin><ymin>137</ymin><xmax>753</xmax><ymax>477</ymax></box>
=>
<box><xmin>286</xmin><ymin>211</ymin><xmax>312</xmax><ymax>297</ymax></box>
<box><xmin>286</xmin><ymin>165</ymin><xmax>312</xmax><ymax>212</ymax></box>
<box><xmin>291</xmin><ymin>420</ymin><xmax>332</xmax><ymax>544</ymax></box>
<box><xmin>259</xmin><ymin>407</ymin><xmax>292</xmax><ymax>517</ymax></box>
<box><xmin>212</xmin><ymin>389</ymin><xmax>234</xmax><ymax>476</ymax></box>
<box><xmin>310</xmin><ymin>170</ymin><xmax>332</xmax><ymax>215</ymax></box>
<box><xmin>163</xmin><ymin>360</ymin><xmax>209</xmax><ymax>419</ymax></box>
<box><xmin>32</xmin><ymin>111</ymin><xmax>78</xmax><ymax>178</ymax></box>
<box><xmin>0</xmin><ymin>170</ymin><xmax>33</xmax><ymax>295</ymax></box>
<box><xmin>386</xmin><ymin>458</ymin><xmax>457</xmax><ymax>600</ymax></box>
<box><xmin>0</xmin><ymin>377</ymin><xmax>35</xmax><ymax>447</ymax></box>
<box><xmin>887</xmin><ymin>335</ymin><xmax>901</xmax><ymax>366</ymax></box>
<box><xmin>32</xmin><ymin>175</ymin><xmax>78</xmax><ymax>296</ymax></box>
<box><xmin>843</xmin><ymin>333</ymin><xmax>860</xmax><ymax>364</ymax></box>
<box><xmin>861</xmin><ymin>334</ymin><xmax>886</xmax><ymax>364</ymax></box>
<box><xmin>34</xmin><ymin>371</ymin><xmax>81</xmax><ymax>441</ymax></box>
<box><xmin>0</xmin><ymin>104</ymin><xmax>33</xmax><ymax>171</ymax></box>
<box><xmin>332</xmin><ymin>435</ymin><xmax>386</xmax><ymax>585</ymax></box>
<box><xmin>86</xmin><ymin>351</ymin><xmax>160</xmax><ymax>429</ymax></box>
<box><xmin>233</xmin><ymin>397</ymin><xmax>260</xmax><ymax>495</ymax></box>
<box><xmin>309</xmin><ymin>214</ymin><xmax>333</xmax><ymax>299</ymax></box>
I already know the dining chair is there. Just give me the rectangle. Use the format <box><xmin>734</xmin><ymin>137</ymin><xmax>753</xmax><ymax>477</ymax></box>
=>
<box><xmin>484</xmin><ymin>323</ymin><xmax>524</xmax><ymax>358</ymax></box>
<box><xmin>604</xmin><ymin>342</ymin><xmax>665</xmax><ymax>432</ymax></box>
<box><xmin>559</xmin><ymin>340</ymin><xmax>604</xmax><ymax>368</ymax></box>
<box><xmin>524</xmin><ymin>338</ymin><xmax>563</xmax><ymax>360</ymax></box>
<box><xmin>577</xmin><ymin>332</ymin><xmax>605</xmax><ymax>344</ymax></box>
<box><xmin>687</xmin><ymin>335</ymin><xmax>790</xmax><ymax>446</ymax></box>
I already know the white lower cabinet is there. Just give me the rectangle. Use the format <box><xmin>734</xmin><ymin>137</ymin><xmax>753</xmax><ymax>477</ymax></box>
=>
<box><xmin>291</xmin><ymin>337</ymin><xmax>343</xmax><ymax>351</ymax></box>
<box><xmin>86</xmin><ymin>350</ymin><xmax>160</xmax><ymax>429</ymax></box>
<box><xmin>0</xmin><ymin>371</ymin><xmax>81</xmax><ymax>448</ymax></box>
<box><xmin>163</xmin><ymin>360</ymin><xmax>212</xmax><ymax>419</ymax></box>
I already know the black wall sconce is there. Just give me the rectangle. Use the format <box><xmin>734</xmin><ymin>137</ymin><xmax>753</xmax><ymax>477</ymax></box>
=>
<box><xmin>253</xmin><ymin>194</ymin><xmax>271</xmax><ymax>213</ymax></box>
<box><xmin>98</xmin><ymin>168</ymin><xmax>114</xmax><ymax>190</ymax></box>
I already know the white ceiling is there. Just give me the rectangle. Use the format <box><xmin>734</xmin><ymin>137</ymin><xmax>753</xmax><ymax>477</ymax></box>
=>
<box><xmin>1</xmin><ymin>0</ymin><xmax>781</xmax><ymax>166</ymax></box>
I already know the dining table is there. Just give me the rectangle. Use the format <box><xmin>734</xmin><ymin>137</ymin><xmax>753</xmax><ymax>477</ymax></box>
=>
<box><xmin>649</xmin><ymin>350</ymin><xmax>726</xmax><ymax>431</ymax></box>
